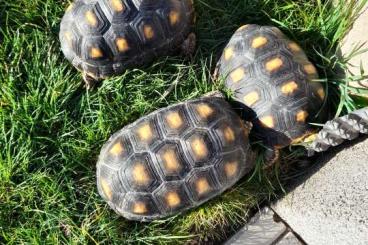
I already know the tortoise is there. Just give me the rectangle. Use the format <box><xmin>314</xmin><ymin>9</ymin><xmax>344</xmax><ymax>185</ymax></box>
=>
<box><xmin>59</xmin><ymin>0</ymin><xmax>196</xmax><ymax>88</ymax></box>
<box><xmin>215</xmin><ymin>24</ymin><xmax>327</xmax><ymax>161</ymax></box>
<box><xmin>96</xmin><ymin>95</ymin><xmax>255</xmax><ymax>221</ymax></box>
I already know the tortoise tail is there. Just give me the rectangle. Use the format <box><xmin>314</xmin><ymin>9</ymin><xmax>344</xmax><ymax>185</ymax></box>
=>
<box><xmin>308</xmin><ymin>107</ymin><xmax>368</xmax><ymax>155</ymax></box>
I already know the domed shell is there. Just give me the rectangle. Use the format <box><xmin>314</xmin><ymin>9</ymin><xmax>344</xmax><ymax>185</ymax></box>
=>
<box><xmin>59</xmin><ymin>0</ymin><xmax>195</xmax><ymax>80</ymax></box>
<box><xmin>217</xmin><ymin>24</ymin><xmax>326</xmax><ymax>148</ymax></box>
<box><xmin>96</xmin><ymin>96</ymin><xmax>254</xmax><ymax>221</ymax></box>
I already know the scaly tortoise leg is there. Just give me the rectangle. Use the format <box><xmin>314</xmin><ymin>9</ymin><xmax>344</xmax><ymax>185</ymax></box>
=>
<box><xmin>82</xmin><ymin>71</ymin><xmax>100</xmax><ymax>90</ymax></box>
<box><xmin>180</xmin><ymin>32</ymin><xmax>196</xmax><ymax>57</ymax></box>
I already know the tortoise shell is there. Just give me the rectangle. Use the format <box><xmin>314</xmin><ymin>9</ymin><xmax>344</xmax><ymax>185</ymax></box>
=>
<box><xmin>59</xmin><ymin>0</ymin><xmax>194</xmax><ymax>80</ymax></box>
<box><xmin>96</xmin><ymin>96</ymin><xmax>254</xmax><ymax>221</ymax></box>
<box><xmin>216</xmin><ymin>24</ymin><xmax>326</xmax><ymax>149</ymax></box>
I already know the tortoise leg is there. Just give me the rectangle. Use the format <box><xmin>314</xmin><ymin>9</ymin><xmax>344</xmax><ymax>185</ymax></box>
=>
<box><xmin>82</xmin><ymin>71</ymin><xmax>99</xmax><ymax>90</ymax></box>
<box><xmin>180</xmin><ymin>32</ymin><xmax>196</xmax><ymax>57</ymax></box>
<box><xmin>264</xmin><ymin>147</ymin><xmax>280</xmax><ymax>167</ymax></box>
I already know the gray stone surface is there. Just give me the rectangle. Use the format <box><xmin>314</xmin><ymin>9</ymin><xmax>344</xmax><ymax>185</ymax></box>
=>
<box><xmin>341</xmin><ymin>2</ymin><xmax>368</xmax><ymax>89</ymax></box>
<box><xmin>272</xmin><ymin>138</ymin><xmax>368</xmax><ymax>245</ymax></box>
<box><xmin>225</xmin><ymin>208</ymin><xmax>287</xmax><ymax>245</ymax></box>
<box><xmin>276</xmin><ymin>232</ymin><xmax>303</xmax><ymax>245</ymax></box>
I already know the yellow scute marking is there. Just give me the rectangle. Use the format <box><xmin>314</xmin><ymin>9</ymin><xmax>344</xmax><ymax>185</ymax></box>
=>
<box><xmin>137</xmin><ymin>123</ymin><xmax>153</xmax><ymax>142</ymax></box>
<box><xmin>100</xmin><ymin>178</ymin><xmax>113</xmax><ymax>201</ymax></box>
<box><xmin>166</xmin><ymin>111</ymin><xmax>183</xmax><ymax>129</ymax></box>
<box><xmin>223</xmin><ymin>126</ymin><xmax>235</xmax><ymax>143</ymax></box>
<box><xmin>133</xmin><ymin>202</ymin><xmax>147</xmax><ymax>214</ymax></box>
<box><xmin>116</xmin><ymin>38</ymin><xmax>129</xmax><ymax>52</ymax></box>
<box><xmin>304</xmin><ymin>64</ymin><xmax>317</xmax><ymax>75</ymax></box>
<box><xmin>317</xmin><ymin>87</ymin><xmax>325</xmax><ymax>100</ymax></box>
<box><xmin>224</xmin><ymin>47</ymin><xmax>234</xmax><ymax>60</ymax></box>
<box><xmin>191</xmin><ymin>137</ymin><xmax>208</xmax><ymax>159</ymax></box>
<box><xmin>169</xmin><ymin>11</ymin><xmax>180</xmax><ymax>26</ymax></box>
<box><xmin>144</xmin><ymin>25</ymin><xmax>154</xmax><ymax>39</ymax></box>
<box><xmin>90</xmin><ymin>47</ymin><xmax>103</xmax><ymax>59</ymax></box>
<box><xmin>260</xmin><ymin>116</ymin><xmax>275</xmax><ymax>128</ymax></box>
<box><xmin>237</xmin><ymin>25</ymin><xmax>249</xmax><ymax>32</ymax></box>
<box><xmin>162</xmin><ymin>149</ymin><xmax>181</xmax><ymax>172</ymax></box>
<box><xmin>85</xmin><ymin>10</ymin><xmax>98</xmax><ymax>27</ymax></box>
<box><xmin>196</xmin><ymin>178</ymin><xmax>210</xmax><ymax>195</ymax></box>
<box><xmin>289</xmin><ymin>42</ymin><xmax>301</xmax><ymax>52</ymax></box>
<box><xmin>166</xmin><ymin>192</ymin><xmax>181</xmax><ymax>207</ymax></box>
<box><xmin>196</xmin><ymin>103</ymin><xmax>214</xmax><ymax>119</ymax></box>
<box><xmin>296</xmin><ymin>110</ymin><xmax>309</xmax><ymax>122</ymax></box>
<box><xmin>132</xmin><ymin>163</ymin><xmax>150</xmax><ymax>186</ymax></box>
<box><xmin>266</xmin><ymin>58</ymin><xmax>283</xmax><ymax>72</ymax></box>
<box><xmin>225</xmin><ymin>161</ymin><xmax>238</xmax><ymax>177</ymax></box>
<box><xmin>230</xmin><ymin>67</ymin><xmax>245</xmax><ymax>83</ymax></box>
<box><xmin>243</xmin><ymin>91</ymin><xmax>259</xmax><ymax>106</ymax></box>
<box><xmin>110</xmin><ymin>0</ymin><xmax>125</xmax><ymax>12</ymax></box>
<box><xmin>252</xmin><ymin>36</ymin><xmax>268</xmax><ymax>48</ymax></box>
<box><xmin>109</xmin><ymin>142</ymin><xmax>124</xmax><ymax>156</ymax></box>
<box><xmin>64</xmin><ymin>32</ymin><xmax>73</xmax><ymax>46</ymax></box>
<box><xmin>66</xmin><ymin>3</ymin><xmax>74</xmax><ymax>12</ymax></box>
<box><xmin>281</xmin><ymin>81</ymin><xmax>298</xmax><ymax>95</ymax></box>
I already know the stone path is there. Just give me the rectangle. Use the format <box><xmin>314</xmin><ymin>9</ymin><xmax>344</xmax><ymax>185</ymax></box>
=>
<box><xmin>224</xmin><ymin>208</ymin><xmax>304</xmax><ymax>245</ymax></box>
<box><xmin>226</xmin><ymin>137</ymin><xmax>368</xmax><ymax>245</ymax></box>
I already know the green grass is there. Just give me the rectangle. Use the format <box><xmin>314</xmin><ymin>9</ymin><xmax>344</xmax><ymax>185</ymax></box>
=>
<box><xmin>1</xmin><ymin>0</ymin><xmax>368</xmax><ymax>244</ymax></box>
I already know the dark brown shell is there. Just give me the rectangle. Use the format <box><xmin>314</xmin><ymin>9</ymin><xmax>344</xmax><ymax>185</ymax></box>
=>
<box><xmin>59</xmin><ymin>0</ymin><xmax>194</xmax><ymax>79</ymax></box>
<box><xmin>217</xmin><ymin>24</ymin><xmax>326</xmax><ymax>148</ymax></box>
<box><xmin>96</xmin><ymin>97</ymin><xmax>254</xmax><ymax>221</ymax></box>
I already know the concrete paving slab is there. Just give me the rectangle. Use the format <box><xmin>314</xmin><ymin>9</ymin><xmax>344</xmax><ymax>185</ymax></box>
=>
<box><xmin>341</xmin><ymin>2</ymin><xmax>368</xmax><ymax>89</ymax></box>
<box><xmin>272</xmin><ymin>137</ymin><xmax>368</xmax><ymax>245</ymax></box>
<box><xmin>225</xmin><ymin>208</ymin><xmax>287</xmax><ymax>245</ymax></box>
<box><xmin>276</xmin><ymin>232</ymin><xmax>303</xmax><ymax>245</ymax></box>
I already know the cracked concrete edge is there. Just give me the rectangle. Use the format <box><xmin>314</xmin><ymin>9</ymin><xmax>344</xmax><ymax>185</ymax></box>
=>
<box><xmin>224</xmin><ymin>207</ymin><xmax>304</xmax><ymax>245</ymax></box>
<box><xmin>271</xmin><ymin>137</ymin><xmax>368</xmax><ymax>245</ymax></box>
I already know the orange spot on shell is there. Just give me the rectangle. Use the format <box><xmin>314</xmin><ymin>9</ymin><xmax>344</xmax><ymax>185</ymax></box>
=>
<box><xmin>165</xmin><ymin>111</ymin><xmax>183</xmax><ymax>129</ymax></box>
<box><xmin>137</xmin><ymin>123</ymin><xmax>153</xmax><ymax>142</ymax></box>
<box><xmin>191</xmin><ymin>137</ymin><xmax>208</xmax><ymax>159</ymax></box>
<box><xmin>224</xmin><ymin>47</ymin><xmax>234</xmax><ymax>61</ymax></box>
<box><xmin>85</xmin><ymin>10</ymin><xmax>98</xmax><ymax>27</ymax></box>
<box><xmin>132</xmin><ymin>163</ymin><xmax>150</xmax><ymax>186</ymax></box>
<box><xmin>304</xmin><ymin>64</ymin><xmax>317</xmax><ymax>75</ymax></box>
<box><xmin>225</xmin><ymin>161</ymin><xmax>238</xmax><ymax>177</ymax></box>
<box><xmin>90</xmin><ymin>47</ymin><xmax>103</xmax><ymax>59</ymax></box>
<box><xmin>296</xmin><ymin>110</ymin><xmax>309</xmax><ymax>122</ymax></box>
<box><xmin>169</xmin><ymin>10</ymin><xmax>180</xmax><ymax>26</ymax></box>
<box><xmin>230</xmin><ymin>67</ymin><xmax>245</xmax><ymax>83</ymax></box>
<box><xmin>223</xmin><ymin>126</ymin><xmax>235</xmax><ymax>143</ymax></box>
<box><xmin>317</xmin><ymin>87</ymin><xmax>325</xmax><ymax>100</ymax></box>
<box><xmin>162</xmin><ymin>148</ymin><xmax>181</xmax><ymax>173</ymax></box>
<box><xmin>100</xmin><ymin>178</ymin><xmax>113</xmax><ymax>201</ymax></box>
<box><xmin>144</xmin><ymin>25</ymin><xmax>154</xmax><ymax>39</ymax></box>
<box><xmin>266</xmin><ymin>58</ymin><xmax>283</xmax><ymax>72</ymax></box>
<box><xmin>252</xmin><ymin>36</ymin><xmax>268</xmax><ymax>48</ymax></box>
<box><xmin>110</xmin><ymin>0</ymin><xmax>125</xmax><ymax>12</ymax></box>
<box><xmin>109</xmin><ymin>142</ymin><xmax>124</xmax><ymax>156</ymax></box>
<box><xmin>281</xmin><ymin>81</ymin><xmax>298</xmax><ymax>95</ymax></box>
<box><xmin>116</xmin><ymin>38</ymin><xmax>129</xmax><ymax>52</ymax></box>
<box><xmin>166</xmin><ymin>192</ymin><xmax>181</xmax><ymax>207</ymax></box>
<box><xmin>289</xmin><ymin>42</ymin><xmax>301</xmax><ymax>52</ymax></box>
<box><xmin>195</xmin><ymin>178</ymin><xmax>210</xmax><ymax>195</ymax></box>
<box><xmin>196</xmin><ymin>103</ymin><xmax>214</xmax><ymax>119</ymax></box>
<box><xmin>133</xmin><ymin>202</ymin><xmax>147</xmax><ymax>214</ymax></box>
<box><xmin>260</xmin><ymin>116</ymin><xmax>275</xmax><ymax>128</ymax></box>
<box><xmin>243</xmin><ymin>91</ymin><xmax>259</xmax><ymax>106</ymax></box>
